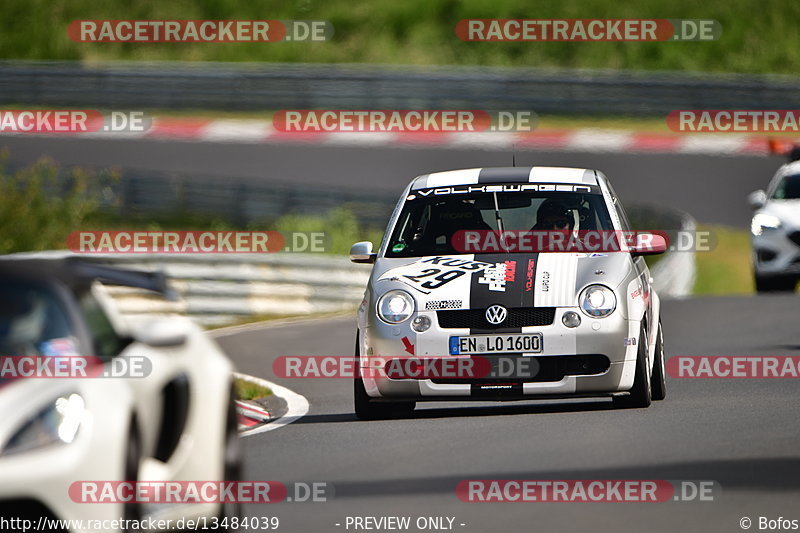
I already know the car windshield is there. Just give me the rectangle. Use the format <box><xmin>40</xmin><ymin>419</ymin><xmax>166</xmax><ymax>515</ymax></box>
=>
<box><xmin>385</xmin><ymin>189</ymin><xmax>614</xmax><ymax>257</ymax></box>
<box><xmin>772</xmin><ymin>174</ymin><xmax>800</xmax><ymax>200</ymax></box>
<box><xmin>0</xmin><ymin>279</ymin><xmax>81</xmax><ymax>385</ymax></box>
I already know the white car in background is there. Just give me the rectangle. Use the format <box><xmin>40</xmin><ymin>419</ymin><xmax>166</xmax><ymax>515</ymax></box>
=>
<box><xmin>0</xmin><ymin>255</ymin><xmax>241</xmax><ymax>532</ymax></box>
<box><xmin>749</xmin><ymin>161</ymin><xmax>800</xmax><ymax>292</ymax></box>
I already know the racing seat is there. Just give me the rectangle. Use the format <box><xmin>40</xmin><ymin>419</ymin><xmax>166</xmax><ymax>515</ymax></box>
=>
<box><xmin>414</xmin><ymin>200</ymin><xmax>492</xmax><ymax>253</ymax></box>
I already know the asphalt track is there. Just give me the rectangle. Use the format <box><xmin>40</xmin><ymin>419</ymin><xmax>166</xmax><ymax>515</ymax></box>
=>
<box><xmin>216</xmin><ymin>295</ymin><xmax>800</xmax><ymax>533</ymax></box>
<box><xmin>0</xmin><ymin>135</ymin><xmax>787</xmax><ymax>227</ymax></box>
<box><xmin>5</xmin><ymin>135</ymin><xmax>799</xmax><ymax>532</ymax></box>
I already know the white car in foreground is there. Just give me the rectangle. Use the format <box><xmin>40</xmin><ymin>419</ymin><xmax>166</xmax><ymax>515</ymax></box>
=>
<box><xmin>749</xmin><ymin>161</ymin><xmax>800</xmax><ymax>292</ymax></box>
<box><xmin>0</xmin><ymin>255</ymin><xmax>241</xmax><ymax>532</ymax></box>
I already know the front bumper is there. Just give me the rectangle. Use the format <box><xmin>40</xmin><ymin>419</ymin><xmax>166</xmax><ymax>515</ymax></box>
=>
<box><xmin>360</xmin><ymin>306</ymin><xmax>639</xmax><ymax>400</ymax></box>
<box><xmin>0</xmin><ymin>424</ymin><xmax>129</xmax><ymax>532</ymax></box>
<box><xmin>752</xmin><ymin>228</ymin><xmax>800</xmax><ymax>277</ymax></box>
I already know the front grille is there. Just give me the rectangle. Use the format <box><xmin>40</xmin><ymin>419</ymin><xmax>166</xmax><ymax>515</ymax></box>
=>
<box><xmin>789</xmin><ymin>231</ymin><xmax>800</xmax><ymax>247</ymax></box>
<box><xmin>757</xmin><ymin>249</ymin><xmax>778</xmax><ymax>263</ymax></box>
<box><xmin>437</xmin><ymin>307</ymin><xmax>556</xmax><ymax>329</ymax></box>
<box><xmin>431</xmin><ymin>354</ymin><xmax>610</xmax><ymax>384</ymax></box>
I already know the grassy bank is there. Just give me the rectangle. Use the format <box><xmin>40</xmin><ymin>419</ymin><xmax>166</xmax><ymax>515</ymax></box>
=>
<box><xmin>234</xmin><ymin>377</ymin><xmax>272</xmax><ymax>400</ymax></box>
<box><xmin>0</xmin><ymin>156</ymin><xmax>384</xmax><ymax>255</ymax></box>
<box><xmin>2</xmin><ymin>0</ymin><xmax>800</xmax><ymax>75</ymax></box>
<box><xmin>692</xmin><ymin>224</ymin><xmax>753</xmax><ymax>295</ymax></box>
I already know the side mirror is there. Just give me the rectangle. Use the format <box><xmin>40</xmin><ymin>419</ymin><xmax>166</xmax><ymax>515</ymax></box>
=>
<box><xmin>349</xmin><ymin>241</ymin><xmax>377</xmax><ymax>264</ymax></box>
<box><xmin>631</xmin><ymin>232</ymin><xmax>668</xmax><ymax>256</ymax></box>
<box><xmin>133</xmin><ymin>319</ymin><xmax>189</xmax><ymax>347</ymax></box>
<box><xmin>748</xmin><ymin>190</ymin><xmax>767</xmax><ymax>209</ymax></box>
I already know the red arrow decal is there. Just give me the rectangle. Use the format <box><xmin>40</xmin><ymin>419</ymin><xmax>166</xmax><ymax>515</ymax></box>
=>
<box><xmin>401</xmin><ymin>336</ymin><xmax>415</xmax><ymax>355</ymax></box>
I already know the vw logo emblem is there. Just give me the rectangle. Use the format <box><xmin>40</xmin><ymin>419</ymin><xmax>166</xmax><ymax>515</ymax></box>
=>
<box><xmin>485</xmin><ymin>305</ymin><xmax>508</xmax><ymax>325</ymax></box>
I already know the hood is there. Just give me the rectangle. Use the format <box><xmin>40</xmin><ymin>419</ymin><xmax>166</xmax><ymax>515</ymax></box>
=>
<box><xmin>761</xmin><ymin>200</ymin><xmax>800</xmax><ymax>227</ymax></box>
<box><xmin>371</xmin><ymin>253</ymin><xmax>632</xmax><ymax>310</ymax></box>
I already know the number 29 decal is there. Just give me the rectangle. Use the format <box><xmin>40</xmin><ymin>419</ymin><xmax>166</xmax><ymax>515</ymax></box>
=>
<box><xmin>403</xmin><ymin>268</ymin><xmax>466</xmax><ymax>291</ymax></box>
<box><xmin>378</xmin><ymin>256</ymin><xmax>490</xmax><ymax>294</ymax></box>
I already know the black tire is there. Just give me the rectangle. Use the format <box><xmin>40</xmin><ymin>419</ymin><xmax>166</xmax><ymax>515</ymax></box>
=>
<box><xmin>219</xmin><ymin>386</ymin><xmax>244</xmax><ymax>529</ymax></box>
<box><xmin>613</xmin><ymin>329</ymin><xmax>652</xmax><ymax>409</ymax></box>
<box><xmin>755</xmin><ymin>275</ymin><xmax>796</xmax><ymax>293</ymax></box>
<box><xmin>122</xmin><ymin>421</ymin><xmax>142</xmax><ymax>530</ymax></box>
<box><xmin>651</xmin><ymin>321</ymin><xmax>667</xmax><ymax>401</ymax></box>
<box><xmin>354</xmin><ymin>333</ymin><xmax>415</xmax><ymax>420</ymax></box>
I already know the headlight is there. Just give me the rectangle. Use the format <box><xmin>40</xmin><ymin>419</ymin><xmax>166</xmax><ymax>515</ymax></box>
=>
<box><xmin>377</xmin><ymin>290</ymin><xmax>415</xmax><ymax>324</ymax></box>
<box><xmin>579</xmin><ymin>285</ymin><xmax>616</xmax><ymax>318</ymax></box>
<box><xmin>751</xmin><ymin>213</ymin><xmax>782</xmax><ymax>236</ymax></box>
<box><xmin>1</xmin><ymin>393</ymin><xmax>85</xmax><ymax>456</ymax></box>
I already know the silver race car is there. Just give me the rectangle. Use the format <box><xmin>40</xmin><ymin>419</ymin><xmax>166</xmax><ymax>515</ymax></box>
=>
<box><xmin>749</xmin><ymin>160</ymin><xmax>800</xmax><ymax>292</ymax></box>
<box><xmin>351</xmin><ymin>166</ymin><xmax>667</xmax><ymax>419</ymax></box>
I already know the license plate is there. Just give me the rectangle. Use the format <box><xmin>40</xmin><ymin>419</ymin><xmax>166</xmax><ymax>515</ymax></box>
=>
<box><xmin>449</xmin><ymin>334</ymin><xmax>543</xmax><ymax>355</ymax></box>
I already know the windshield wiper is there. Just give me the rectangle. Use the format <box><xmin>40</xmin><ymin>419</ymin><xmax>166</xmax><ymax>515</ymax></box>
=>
<box><xmin>492</xmin><ymin>191</ymin><xmax>510</xmax><ymax>253</ymax></box>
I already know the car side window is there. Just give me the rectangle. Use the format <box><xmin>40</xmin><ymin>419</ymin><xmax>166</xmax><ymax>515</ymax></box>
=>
<box><xmin>773</xmin><ymin>174</ymin><xmax>800</xmax><ymax>200</ymax></box>
<box><xmin>78</xmin><ymin>291</ymin><xmax>131</xmax><ymax>357</ymax></box>
<box><xmin>0</xmin><ymin>280</ymin><xmax>80</xmax><ymax>357</ymax></box>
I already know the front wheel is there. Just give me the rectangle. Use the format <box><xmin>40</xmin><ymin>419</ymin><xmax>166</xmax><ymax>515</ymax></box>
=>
<box><xmin>651</xmin><ymin>321</ymin><xmax>667</xmax><ymax>401</ymax></box>
<box><xmin>353</xmin><ymin>332</ymin><xmax>415</xmax><ymax>420</ymax></box>
<box><xmin>354</xmin><ymin>375</ymin><xmax>415</xmax><ymax>420</ymax></box>
<box><xmin>755</xmin><ymin>275</ymin><xmax>796</xmax><ymax>293</ymax></box>
<box><xmin>613</xmin><ymin>328</ymin><xmax>652</xmax><ymax>409</ymax></box>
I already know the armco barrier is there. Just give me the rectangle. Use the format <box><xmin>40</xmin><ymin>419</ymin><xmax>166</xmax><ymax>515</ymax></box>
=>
<box><xmin>1</xmin><ymin>60</ymin><xmax>799</xmax><ymax>115</ymax></box>
<box><xmin>79</xmin><ymin>230</ymin><xmax>692</xmax><ymax>328</ymax></box>
<box><xmin>89</xmin><ymin>253</ymin><xmax>372</xmax><ymax>327</ymax></box>
<box><xmin>649</xmin><ymin>214</ymin><xmax>697</xmax><ymax>298</ymax></box>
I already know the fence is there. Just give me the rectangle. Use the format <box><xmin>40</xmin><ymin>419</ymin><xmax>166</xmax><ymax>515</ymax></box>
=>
<box><xmin>1</xmin><ymin>61</ymin><xmax>799</xmax><ymax>115</ymax></box>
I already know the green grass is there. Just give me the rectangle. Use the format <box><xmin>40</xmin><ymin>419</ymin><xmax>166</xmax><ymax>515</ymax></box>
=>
<box><xmin>0</xmin><ymin>153</ymin><xmax>115</xmax><ymax>253</ymax></box>
<box><xmin>693</xmin><ymin>224</ymin><xmax>753</xmax><ymax>295</ymax></box>
<box><xmin>234</xmin><ymin>377</ymin><xmax>272</xmax><ymax>400</ymax></box>
<box><xmin>0</xmin><ymin>156</ymin><xmax>385</xmax><ymax>255</ymax></box>
<box><xmin>2</xmin><ymin>0</ymin><xmax>800</xmax><ymax>75</ymax></box>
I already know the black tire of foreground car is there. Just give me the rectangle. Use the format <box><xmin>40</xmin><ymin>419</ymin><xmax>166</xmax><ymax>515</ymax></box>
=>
<box><xmin>754</xmin><ymin>275</ymin><xmax>797</xmax><ymax>293</ymax></box>
<box><xmin>612</xmin><ymin>329</ymin><xmax>652</xmax><ymax>409</ymax></box>
<box><xmin>219</xmin><ymin>385</ymin><xmax>244</xmax><ymax>529</ymax></box>
<box><xmin>651</xmin><ymin>321</ymin><xmax>667</xmax><ymax>402</ymax></box>
<box><xmin>354</xmin><ymin>334</ymin><xmax>416</xmax><ymax>420</ymax></box>
<box><xmin>123</xmin><ymin>419</ymin><xmax>142</xmax><ymax>532</ymax></box>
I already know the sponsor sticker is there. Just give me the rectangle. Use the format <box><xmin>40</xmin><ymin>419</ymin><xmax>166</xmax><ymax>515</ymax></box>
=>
<box><xmin>425</xmin><ymin>299</ymin><xmax>463</xmax><ymax>310</ymax></box>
